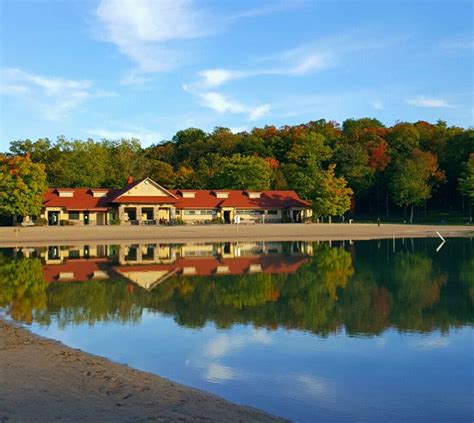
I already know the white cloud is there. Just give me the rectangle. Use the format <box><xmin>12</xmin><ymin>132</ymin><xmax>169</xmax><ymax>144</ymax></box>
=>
<box><xmin>277</xmin><ymin>47</ymin><xmax>333</xmax><ymax>76</ymax></box>
<box><xmin>229</xmin><ymin>126</ymin><xmax>249</xmax><ymax>134</ymax></box>
<box><xmin>86</xmin><ymin>127</ymin><xmax>163</xmax><ymax>145</ymax></box>
<box><xmin>192</xmin><ymin>33</ymin><xmax>392</xmax><ymax>91</ymax></box>
<box><xmin>440</xmin><ymin>38</ymin><xmax>474</xmax><ymax>51</ymax></box>
<box><xmin>196</xmin><ymin>51</ymin><xmax>332</xmax><ymax>89</ymax></box>
<box><xmin>198</xmin><ymin>69</ymin><xmax>250</xmax><ymax>88</ymax></box>
<box><xmin>96</xmin><ymin>0</ymin><xmax>210</xmax><ymax>74</ymax></box>
<box><xmin>188</xmin><ymin>89</ymin><xmax>271</xmax><ymax>121</ymax></box>
<box><xmin>407</xmin><ymin>97</ymin><xmax>454</xmax><ymax>108</ymax></box>
<box><xmin>373</xmin><ymin>100</ymin><xmax>384</xmax><ymax>110</ymax></box>
<box><xmin>0</xmin><ymin>68</ymin><xmax>113</xmax><ymax>121</ymax></box>
<box><xmin>228</xmin><ymin>1</ymin><xmax>297</xmax><ymax>20</ymax></box>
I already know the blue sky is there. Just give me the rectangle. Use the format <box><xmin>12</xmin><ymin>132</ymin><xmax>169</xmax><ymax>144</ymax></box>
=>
<box><xmin>0</xmin><ymin>0</ymin><xmax>472</xmax><ymax>151</ymax></box>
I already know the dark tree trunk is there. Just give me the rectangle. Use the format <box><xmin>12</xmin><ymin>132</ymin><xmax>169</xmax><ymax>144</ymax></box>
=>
<box><xmin>385</xmin><ymin>195</ymin><xmax>389</xmax><ymax>218</ymax></box>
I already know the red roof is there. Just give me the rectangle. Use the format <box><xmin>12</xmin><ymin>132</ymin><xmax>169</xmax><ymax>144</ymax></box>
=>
<box><xmin>170</xmin><ymin>190</ymin><xmax>310</xmax><ymax>209</ymax></box>
<box><xmin>43</xmin><ymin>188</ymin><xmax>111</xmax><ymax>211</ymax></box>
<box><xmin>43</xmin><ymin>182</ymin><xmax>310</xmax><ymax>210</ymax></box>
<box><xmin>112</xmin><ymin>196</ymin><xmax>179</xmax><ymax>204</ymax></box>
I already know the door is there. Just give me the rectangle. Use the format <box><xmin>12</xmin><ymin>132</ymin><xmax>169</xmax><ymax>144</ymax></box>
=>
<box><xmin>83</xmin><ymin>211</ymin><xmax>90</xmax><ymax>225</ymax></box>
<box><xmin>48</xmin><ymin>211</ymin><xmax>59</xmax><ymax>226</ymax></box>
<box><xmin>292</xmin><ymin>210</ymin><xmax>301</xmax><ymax>223</ymax></box>
<box><xmin>223</xmin><ymin>210</ymin><xmax>231</xmax><ymax>224</ymax></box>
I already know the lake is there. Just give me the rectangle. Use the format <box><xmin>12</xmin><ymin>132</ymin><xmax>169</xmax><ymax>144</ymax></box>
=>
<box><xmin>0</xmin><ymin>238</ymin><xmax>472</xmax><ymax>422</ymax></box>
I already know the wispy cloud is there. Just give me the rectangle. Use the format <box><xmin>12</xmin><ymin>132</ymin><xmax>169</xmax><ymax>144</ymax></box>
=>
<box><xmin>86</xmin><ymin>127</ymin><xmax>163</xmax><ymax>145</ymax></box>
<box><xmin>227</xmin><ymin>0</ymin><xmax>298</xmax><ymax>20</ymax></box>
<box><xmin>184</xmin><ymin>85</ymin><xmax>271</xmax><ymax>121</ymax></box>
<box><xmin>96</xmin><ymin>0</ymin><xmax>210</xmax><ymax>75</ymax></box>
<box><xmin>0</xmin><ymin>68</ymin><xmax>113</xmax><ymax>121</ymax></box>
<box><xmin>95</xmin><ymin>0</ymin><xmax>293</xmax><ymax>83</ymax></box>
<box><xmin>196</xmin><ymin>51</ymin><xmax>332</xmax><ymax>89</ymax></box>
<box><xmin>440</xmin><ymin>37</ymin><xmax>474</xmax><ymax>51</ymax></box>
<box><xmin>373</xmin><ymin>100</ymin><xmax>384</xmax><ymax>110</ymax></box>
<box><xmin>406</xmin><ymin>96</ymin><xmax>454</xmax><ymax>108</ymax></box>
<box><xmin>194</xmin><ymin>33</ymin><xmax>390</xmax><ymax>89</ymax></box>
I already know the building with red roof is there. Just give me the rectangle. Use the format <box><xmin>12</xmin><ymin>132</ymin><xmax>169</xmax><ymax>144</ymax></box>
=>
<box><xmin>41</xmin><ymin>177</ymin><xmax>312</xmax><ymax>225</ymax></box>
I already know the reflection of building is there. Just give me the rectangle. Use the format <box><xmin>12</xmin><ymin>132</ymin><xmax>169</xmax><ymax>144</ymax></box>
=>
<box><xmin>35</xmin><ymin>242</ymin><xmax>312</xmax><ymax>290</ymax></box>
<box><xmin>41</xmin><ymin>177</ymin><xmax>312</xmax><ymax>226</ymax></box>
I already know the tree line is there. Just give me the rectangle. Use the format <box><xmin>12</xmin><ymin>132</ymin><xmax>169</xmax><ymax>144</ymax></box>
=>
<box><xmin>3</xmin><ymin>118</ymin><xmax>473</xmax><ymax>222</ymax></box>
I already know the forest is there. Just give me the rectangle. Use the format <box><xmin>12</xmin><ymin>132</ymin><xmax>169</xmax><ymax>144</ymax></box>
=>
<box><xmin>4</xmin><ymin>118</ymin><xmax>474</xmax><ymax>222</ymax></box>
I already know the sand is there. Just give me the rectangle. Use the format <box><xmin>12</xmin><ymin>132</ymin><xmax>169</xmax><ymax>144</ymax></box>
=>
<box><xmin>0</xmin><ymin>223</ymin><xmax>471</xmax><ymax>247</ymax></box>
<box><xmin>0</xmin><ymin>318</ymin><xmax>284</xmax><ymax>423</ymax></box>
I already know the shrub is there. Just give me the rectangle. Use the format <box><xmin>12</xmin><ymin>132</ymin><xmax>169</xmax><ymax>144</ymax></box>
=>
<box><xmin>60</xmin><ymin>219</ymin><xmax>75</xmax><ymax>226</ymax></box>
<box><xmin>211</xmin><ymin>217</ymin><xmax>224</xmax><ymax>224</ymax></box>
<box><xmin>34</xmin><ymin>217</ymin><xmax>48</xmax><ymax>226</ymax></box>
<box><xmin>171</xmin><ymin>217</ymin><xmax>186</xmax><ymax>225</ymax></box>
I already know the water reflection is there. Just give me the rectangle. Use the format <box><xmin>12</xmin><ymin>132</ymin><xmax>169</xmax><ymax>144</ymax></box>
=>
<box><xmin>0</xmin><ymin>239</ymin><xmax>472</xmax><ymax>334</ymax></box>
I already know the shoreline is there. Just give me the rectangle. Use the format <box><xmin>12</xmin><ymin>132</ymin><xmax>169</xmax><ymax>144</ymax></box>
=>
<box><xmin>0</xmin><ymin>317</ymin><xmax>284</xmax><ymax>422</ymax></box>
<box><xmin>0</xmin><ymin>223</ymin><xmax>472</xmax><ymax>247</ymax></box>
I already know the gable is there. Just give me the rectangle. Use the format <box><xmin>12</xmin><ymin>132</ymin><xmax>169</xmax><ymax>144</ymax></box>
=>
<box><xmin>118</xmin><ymin>178</ymin><xmax>176</xmax><ymax>199</ymax></box>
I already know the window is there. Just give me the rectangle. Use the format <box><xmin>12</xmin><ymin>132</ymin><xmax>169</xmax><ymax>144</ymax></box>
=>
<box><xmin>267</xmin><ymin>210</ymin><xmax>278</xmax><ymax>215</ymax></box>
<box><xmin>184</xmin><ymin>210</ymin><xmax>215</xmax><ymax>215</ymax></box>
<box><xmin>236</xmin><ymin>210</ymin><xmax>264</xmax><ymax>215</ymax></box>
<box><xmin>68</xmin><ymin>212</ymin><xmax>80</xmax><ymax>220</ymax></box>
<box><xmin>68</xmin><ymin>250</ymin><xmax>80</xmax><ymax>258</ymax></box>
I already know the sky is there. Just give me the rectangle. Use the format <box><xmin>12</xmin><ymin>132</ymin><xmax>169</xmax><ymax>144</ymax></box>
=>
<box><xmin>0</xmin><ymin>0</ymin><xmax>472</xmax><ymax>151</ymax></box>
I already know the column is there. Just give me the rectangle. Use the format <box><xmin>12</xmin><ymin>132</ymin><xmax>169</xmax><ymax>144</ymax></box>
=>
<box><xmin>118</xmin><ymin>205</ymin><xmax>126</xmax><ymax>224</ymax></box>
<box><xmin>136</xmin><ymin>206</ymin><xmax>142</xmax><ymax>224</ymax></box>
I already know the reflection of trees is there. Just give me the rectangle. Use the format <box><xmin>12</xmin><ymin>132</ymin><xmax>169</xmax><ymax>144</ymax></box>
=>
<box><xmin>459</xmin><ymin>258</ymin><xmax>474</xmax><ymax>304</ymax></box>
<box><xmin>133</xmin><ymin>245</ymin><xmax>355</xmax><ymax>335</ymax></box>
<box><xmin>389</xmin><ymin>252</ymin><xmax>447</xmax><ymax>331</ymax></box>
<box><xmin>35</xmin><ymin>280</ymin><xmax>142</xmax><ymax>327</ymax></box>
<box><xmin>2</xmin><ymin>240</ymin><xmax>472</xmax><ymax>335</ymax></box>
<box><xmin>0</xmin><ymin>253</ymin><xmax>47</xmax><ymax>324</ymax></box>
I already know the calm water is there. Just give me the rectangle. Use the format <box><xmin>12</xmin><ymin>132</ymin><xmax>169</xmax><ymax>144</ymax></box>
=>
<box><xmin>1</xmin><ymin>239</ymin><xmax>473</xmax><ymax>422</ymax></box>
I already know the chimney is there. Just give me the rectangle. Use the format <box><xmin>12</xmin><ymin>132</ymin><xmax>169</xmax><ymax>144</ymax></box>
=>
<box><xmin>127</xmin><ymin>175</ymin><xmax>133</xmax><ymax>185</ymax></box>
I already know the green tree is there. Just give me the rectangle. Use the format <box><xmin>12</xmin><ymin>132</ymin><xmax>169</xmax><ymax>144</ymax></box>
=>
<box><xmin>333</xmin><ymin>142</ymin><xmax>375</xmax><ymax>195</ymax></box>
<box><xmin>211</xmin><ymin>154</ymin><xmax>273</xmax><ymax>190</ymax></box>
<box><xmin>389</xmin><ymin>150</ymin><xmax>444</xmax><ymax>223</ymax></box>
<box><xmin>286</xmin><ymin>131</ymin><xmax>331</xmax><ymax>170</ymax></box>
<box><xmin>0</xmin><ymin>154</ymin><xmax>47</xmax><ymax>223</ymax></box>
<box><xmin>312</xmin><ymin>164</ymin><xmax>353</xmax><ymax>223</ymax></box>
<box><xmin>458</xmin><ymin>153</ymin><xmax>474</xmax><ymax>223</ymax></box>
<box><xmin>387</xmin><ymin>123</ymin><xmax>420</xmax><ymax>154</ymax></box>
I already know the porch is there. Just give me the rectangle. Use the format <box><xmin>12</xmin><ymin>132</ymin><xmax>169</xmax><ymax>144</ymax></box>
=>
<box><xmin>117</xmin><ymin>205</ymin><xmax>177</xmax><ymax>225</ymax></box>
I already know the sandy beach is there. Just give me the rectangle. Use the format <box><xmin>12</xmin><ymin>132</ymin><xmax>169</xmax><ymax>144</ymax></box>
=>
<box><xmin>0</xmin><ymin>318</ymin><xmax>283</xmax><ymax>422</ymax></box>
<box><xmin>0</xmin><ymin>223</ymin><xmax>472</xmax><ymax>247</ymax></box>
